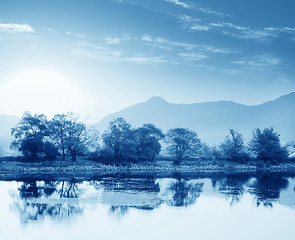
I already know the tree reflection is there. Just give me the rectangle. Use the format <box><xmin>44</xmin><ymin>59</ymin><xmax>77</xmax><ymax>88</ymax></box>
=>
<box><xmin>109</xmin><ymin>206</ymin><xmax>129</xmax><ymax>218</ymax></box>
<box><xmin>213</xmin><ymin>174</ymin><xmax>250</xmax><ymax>205</ymax></box>
<box><xmin>11</xmin><ymin>179</ymin><xmax>84</xmax><ymax>224</ymax></box>
<box><xmin>167</xmin><ymin>178</ymin><xmax>203</xmax><ymax>207</ymax></box>
<box><xmin>249</xmin><ymin>174</ymin><xmax>289</xmax><ymax>207</ymax></box>
<box><xmin>9</xmin><ymin>174</ymin><xmax>292</xmax><ymax>224</ymax></box>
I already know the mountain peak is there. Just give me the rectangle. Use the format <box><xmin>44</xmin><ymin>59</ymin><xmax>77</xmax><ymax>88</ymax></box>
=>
<box><xmin>145</xmin><ymin>96</ymin><xmax>167</xmax><ymax>104</ymax></box>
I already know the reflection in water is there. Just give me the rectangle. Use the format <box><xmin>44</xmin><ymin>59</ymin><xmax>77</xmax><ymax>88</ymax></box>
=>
<box><xmin>249</xmin><ymin>174</ymin><xmax>289</xmax><ymax>207</ymax></box>
<box><xmin>11</xmin><ymin>179</ymin><xmax>84</xmax><ymax>224</ymax></box>
<box><xmin>99</xmin><ymin>176</ymin><xmax>161</xmax><ymax>216</ymax></box>
<box><xmin>8</xmin><ymin>173</ymin><xmax>295</xmax><ymax>224</ymax></box>
<box><xmin>213</xmin><ymin>174</ymin><xmax>250</xmax><ymax>205</ymax></box>
<box><xmin>109</xmin><ymin>206</ymin><xmax>129</xmax><ymax>218</ymax></box>
<box><xmin>168</xmin><ymin>178</ymin><xmax>203</xmax><ymax>207</ymax></box>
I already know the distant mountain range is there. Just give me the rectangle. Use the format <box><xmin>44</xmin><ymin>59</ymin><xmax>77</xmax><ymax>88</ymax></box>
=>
<box><xmin>0</xmin><ymin>93</ymin><xmax>294</xmax><ymax>156</ymax></box>
<box><xmin>94</xmin><ymin>92</ymin><xmax>295</xmax><ymax>145</ymax></box>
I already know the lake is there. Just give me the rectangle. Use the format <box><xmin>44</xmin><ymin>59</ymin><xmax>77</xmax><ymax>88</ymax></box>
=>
<box><xmin>1</xmin><ymin>173</ymin><xmax>295</xmax><ymax>240</ymax></box>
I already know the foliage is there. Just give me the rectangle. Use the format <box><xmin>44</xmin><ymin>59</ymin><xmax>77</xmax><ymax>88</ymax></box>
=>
<box><xmin>165</xmin><ymin>128</ymin><xmax>201</xmax><ymax>164</ymax></box>
<box><xmin>134</xmin><ymin>123</ymin><xmax>164</xmax><ymax>161</ymax></box>
<box><xmin>197</xmin><ymin>143</ymin><xmax>214</xmax><ymax>160</ymax></box>
<box><xmin>11</xmin><ymin>112</ymin><xmax>98</xmax><ymax>161</ymax></box>
<box><xmin>219</xmin><ymin>129</ymin><xmax>248</xmax><ymax>162</ymax></box>
<box><xmin>101</xmin><ymin>118</ymin><xmax>137</xmax><ymax>161</ymax></box>
<box><xmin>49</xmin><ymin>114</ymin><xmax>68</xmax><ymax>161</ymax></box>
<box><xmin>10</xmin><ymin>111</ymin><xmax>292</xmax><ymax>165</ymax></box>
<box><xmin>49</xmin><ymin>113</ymin><xmax>98</xmax><ymax>161</ymax></box>
<box><xmin>101</xmin><ymin>119</ymin><xmax>164</xmax><ymax>162</ymax></box>
<box><xmin>248</xmin><ymin>127</ymin><xmax>288</xmax><ymax>162</ymax></box>
<box><xmin>10</xmin><ymin>112</ymin><xmax>56</xmax><ymax>160</ymax></box>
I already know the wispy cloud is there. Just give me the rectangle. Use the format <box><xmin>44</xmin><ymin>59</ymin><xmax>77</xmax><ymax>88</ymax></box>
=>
<box><xmin>124</xmin><ymin>56</ymin><xmax>168</xmax><ymax>64</ymax></box>
<box><xmin>141</xmin><ymin>34</ymin><xmax>235</xmax><ymax>54</ymax></box>
<box><xmin>187</xmin><ymin>21</ymin><xmax>295</xmax><ymax>41</ymax></box>
<box><xmin>104</xmin><ymin>35</ymin><xmax>130</xmax><ymax>44</ymax></box>
<box><xmin>178</xmin><ymin>15</ymin><xmax>201</xmax><ymax>23</ymax></box>
<box><xmin>165</xmin><ymin>0</ymin><xmax>192</xmax><ymax>9</ymax></box>
<box><xmin>72</xmin><ymin>40</ymin><xmax>167</xmax><ymax>64</ymax></box>
<box><xmin>178</xmin><ymin>52</ymin><xmax>207</xmax><ymax>61</ymax></box>
<box><xmin>71</xmin><ymin>32</ymin><xmax>236</xmax><ymax>68</ymax></box>
<box><xmin>232</xmin><ymin>55</ymin><xmax>281</xmax><ymax>70</ymax></box>
<box><xmin>142</xmin><ymin>34</ymin><xmax>194</xmax><ymax>50</ymax></box>
<box><xmin>165</xmin><ymin>0</ymin><xmax>225</xmax><ymax>17</ymax></box>
<box><xmin>197</xmin><ymin>7</ymin><xmax>225</xmax><ymax>17</ymax></box>
<box><xmin>105</xmin><ymin>37</ymin><xmax>121</xmax><ymax>44</ymax></box>
<box><xmin>214</xmin><ymin>23</ymin><xmax>277</xmax><ymax>41</ymax></box>
<box><xmin>0</xmin><ymin>23</ymin><xmax>34</xmax><ymax>33</ymax></box>
<box><xmin>190</xmin><ymin>24</ymin><xmax>210</xmax><ymax>31</ymax></box>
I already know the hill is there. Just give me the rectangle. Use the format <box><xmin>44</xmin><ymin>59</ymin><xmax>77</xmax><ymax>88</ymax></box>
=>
<box><xmin>94</xmin><ymin>93</ymin><xmax>295</xmax><ymax>145</ymax></box>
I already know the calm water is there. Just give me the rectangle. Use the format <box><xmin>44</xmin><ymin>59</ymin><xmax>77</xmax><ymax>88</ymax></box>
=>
<box><xmin>1</xmin><ymin>173</ymin><xmax>295</xmax><ymax>240</ymax></box>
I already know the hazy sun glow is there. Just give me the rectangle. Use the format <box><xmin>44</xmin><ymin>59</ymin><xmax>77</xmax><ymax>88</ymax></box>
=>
<box><xmin>0</xmin><ymin>69</ymin><xmax>90</xmax><ymax>118</ymax></box>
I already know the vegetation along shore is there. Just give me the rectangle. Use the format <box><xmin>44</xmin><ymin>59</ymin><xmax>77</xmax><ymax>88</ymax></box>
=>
<box><xmin>0</xmin><ymin>111</ymin><xmax>294</xmax><ymax>179</ymax></box>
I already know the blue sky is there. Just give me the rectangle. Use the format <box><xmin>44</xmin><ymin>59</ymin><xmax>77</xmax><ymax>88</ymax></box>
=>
<box><xmin>0</xmin><ymin>0</ymin><xmax>294</xmax><ymax>122</ymax></box>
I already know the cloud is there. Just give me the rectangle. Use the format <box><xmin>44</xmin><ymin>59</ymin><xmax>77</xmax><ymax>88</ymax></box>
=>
<box><xmin>141</xmin><ymin>34</ymin><xmax>235</xmax><ymax>54</ymax></box>
<box><xmin>142</xmin><ymin>34</ymin><xmax>194</xmax><ymax>50</ymax></box>
<box><xmin>0</xmin><ymin>23</ymin><xmax>34</xmax><ymax>33</ymax></box>
<box><xmin>190</xmin><ymin>24</ymin><xmax>210</xmax><ymax>31</ymax></box>
<box><xmin>104</xmin><ymin>35</ymin><xmax>130</xmax><ymax>44</ymax></box>
<box><xmin>72</xmin><ymin>33</ymin><xmax>235</xmax><ymax>67</ymax></box>
<box><xmin>197</xmin><ymin>7</ymin><xmax>225</xmax><ymax>17</ymax></box>
<box><xmin>210</xmin><ymin>22</ymin><xmax>295</xmax><ymax>41</ymax></box>
<box><xmin>124</xmin><ymin>56</ymin><xmax>168</xmax><ymax>64</ymax></box>
<box><xmin>178</xmin><ymin>15</ymin><xmax>201</xmax><ymax>23</ymax></box>
<box><xmin>264</xmin><ymin>26</ymin><xmax>295</xmax><ymax>33</ymax></box>
<box><xmin>105</xmin><ymin>37</ymin><xmax>121</xmax><ymax>44</ymax></box>
<box><xmin>232</xmin><ymin>55</ymin><xmax>281</xmax><ymax>70</ymax></box>
<box><xmin>188</xmin><ymin>21</ymin><xmax>295</xmax><ymax>41</ymax></box>
<box><xmin>165</xmin><ymin>0</ymin><xmax>192</xmax><ymax>9</ymax></box>
<box><xmin>178</xmin><ymin>52</ymin><xmax>207</xmax><ymax>61</ymax></box>
<box><xmin>202</xmin><ymin>46</ymin><xmax>235</xmax><ymax>54</ymax></box>
<box><xmin>72</xmin><ymin>40</ymin><xmax>167</xmax><ymax>64</ymax></box>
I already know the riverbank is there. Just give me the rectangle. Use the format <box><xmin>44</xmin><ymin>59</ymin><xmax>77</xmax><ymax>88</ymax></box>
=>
<box><xmin>1</xmin><ymin>157</ymin><xmax>295</xmax><ymax>180</ymax></box>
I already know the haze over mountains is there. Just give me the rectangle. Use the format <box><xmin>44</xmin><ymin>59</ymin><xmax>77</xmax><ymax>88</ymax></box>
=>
<box><xmin>0</xmin><ymin>92</ymin><xmax>294</xmax><ymax>156</ymax></box>
<box><xmin>94</xmin><ymin>92</ymin><xmax>295</xmax><ymax>145</ymax></box>
<box><xmin>0</xmin><ymin>114</ymin><xmax>20</xmax><ymax>156</ymax></box>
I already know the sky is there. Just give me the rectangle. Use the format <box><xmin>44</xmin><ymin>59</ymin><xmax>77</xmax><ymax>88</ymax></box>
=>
<box><xmin>0</xmin><ymin>0</ymin><xmax>294</xmax><ymax>123</ymax></box>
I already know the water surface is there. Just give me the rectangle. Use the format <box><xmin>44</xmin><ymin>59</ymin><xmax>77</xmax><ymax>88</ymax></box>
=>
<box><xmin>1</xmin><ymin>173</ymin><xmax>295</xmax><ymax>240</ymax></box>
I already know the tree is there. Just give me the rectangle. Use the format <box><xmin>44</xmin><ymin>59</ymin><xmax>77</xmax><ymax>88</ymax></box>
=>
<box><xmin>49</xmin><ymin>114</ymin><xmax>68</xmax><ymax>161</ymax></box>
<box><xmin>134</xmin><ymin>123</ymin><xmax>164</xmax><ymax>161</ymax></box>
<box><xmin>219</xmin><ymin>129</ymin><xmax>248</xmax><ymax>162</ymax></box>
<box><xmin>248</xmin><ymin>127</ymin><xmax>288</xmax><ymax>162</ymax></box>
<box><xmin>165</xmin><ymin>128</ymin><xmax>201</xmax><ymax>164</ymax></box>
<box><xmin>11</xmin><ymin>111</ymin><xmax>57</xmax><ymax>160</ymax></box>
<box><xmin>101</xmin><ymin>118</ymin><xmax>137</xmax><ymax>161</ymax></box>
<box><xmin>49</xmin><ymin>112</ymin><xmax>97</xmax><ymax>161</ymax></box>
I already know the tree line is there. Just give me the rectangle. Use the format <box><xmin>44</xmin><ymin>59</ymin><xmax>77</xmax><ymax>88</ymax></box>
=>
<box><xmin>10</xmin><ymin>111</ymin><xmax>291</xmax><ymax>164</ymax></box>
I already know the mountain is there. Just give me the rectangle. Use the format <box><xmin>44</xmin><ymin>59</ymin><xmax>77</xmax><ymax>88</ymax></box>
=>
<box><xmin>0</xmin><ymin>114</ymin><xmax>20</xmax><ymax>156</ymax></box>
<box><xmin>94</xmin><ymin>93</ymin><xmax>295</xmax><ymax>145</ymax></box>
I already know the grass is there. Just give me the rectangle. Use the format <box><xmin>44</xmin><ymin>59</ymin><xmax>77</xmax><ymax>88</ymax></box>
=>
<box><xmin>1</xmin><ymin>155</ymin><xmax>295</xmax><ymax>180</ymax></box>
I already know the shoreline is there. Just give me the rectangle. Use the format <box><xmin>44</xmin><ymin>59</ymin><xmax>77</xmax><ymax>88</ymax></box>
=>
<box><xmin>1</xmin><ymin>158</ymin><xmax>295</xmax><ymax>180</ymax></box>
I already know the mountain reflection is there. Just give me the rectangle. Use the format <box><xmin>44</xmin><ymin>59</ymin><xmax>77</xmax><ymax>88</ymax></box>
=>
<box><xmin>9</xmin><ymin>174</ymin><xmax>294</xmax><ymax>223</ymax></box>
